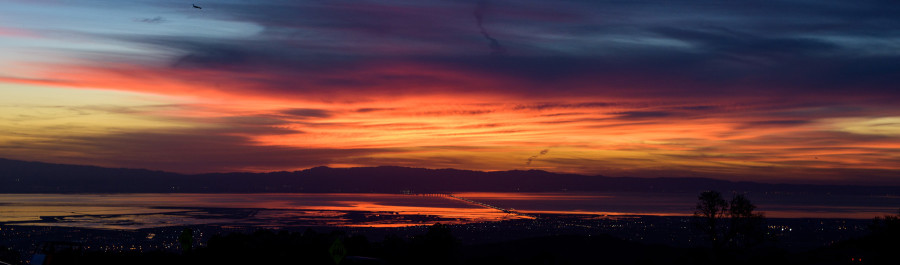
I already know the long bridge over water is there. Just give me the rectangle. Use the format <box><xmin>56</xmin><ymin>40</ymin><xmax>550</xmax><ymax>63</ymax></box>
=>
<box><xmin>408</xmin><ymin>193</ymin><xmax>537</xmax><ymax>219</ymax></box>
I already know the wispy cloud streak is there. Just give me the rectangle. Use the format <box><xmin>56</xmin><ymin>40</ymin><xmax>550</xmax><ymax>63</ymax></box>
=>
<box><xmin>1</xmin><ymin>0</ymin><xmax>899</xmax><ymax>184</ymax></box>
<box><xmin>526</xmin><ymin>149</ymin><xmax>549</xmax><ymax>165</ymax></box>
<box><xmin>474</xmin><ymin>0</ymin><xmax>506</xmax><ymax>55</ymax></box>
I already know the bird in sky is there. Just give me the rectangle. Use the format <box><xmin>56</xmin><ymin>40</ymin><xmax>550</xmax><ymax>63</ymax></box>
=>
<box><xmin>192</xmin><ymin>4</ymin><xmax>202</xmax><ymax>9</ymax></box>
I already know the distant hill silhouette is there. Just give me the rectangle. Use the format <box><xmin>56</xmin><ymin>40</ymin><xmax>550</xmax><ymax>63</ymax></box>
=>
<box><xmin>1</xmin><ymin>158</ymin><xmax>898</xmax><ymax>195</ymax></box>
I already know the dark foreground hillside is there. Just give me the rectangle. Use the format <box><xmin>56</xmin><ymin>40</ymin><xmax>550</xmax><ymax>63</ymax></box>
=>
<box><xmin>11</xmin><ymin>217</ymin><xmax>898</xmax><ymax>265</ymax></box>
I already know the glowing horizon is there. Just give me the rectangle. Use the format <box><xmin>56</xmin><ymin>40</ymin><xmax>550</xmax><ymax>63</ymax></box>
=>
<box><xmin>1</xmin><ymin>0</ymin><xmax>899</xmax><ymax>185</ymax></box>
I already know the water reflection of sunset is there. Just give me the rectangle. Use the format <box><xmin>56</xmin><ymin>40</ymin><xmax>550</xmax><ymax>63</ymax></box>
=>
<box><xmin>1</xmin><ymin>192</ymin><xmax>896</xmax><ymax>230</ymax></box>
<box><xmin>0</xmin><ymin>194</ymin><xmax>526</xmax><ymax>229</ymax></box>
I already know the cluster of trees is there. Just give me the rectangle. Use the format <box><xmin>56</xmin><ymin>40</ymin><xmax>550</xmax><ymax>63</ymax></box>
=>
<box><xmin>871</xmin><ymin>209</ymin><xmax>900</xmax><ymax>235</ymax></box>
<box><xmin>692</xmin><ymin>191</ymin><xmax>900</xmax><ymax>264</ymax></box>
<box><xmin>693</xmin><ymin>190</ymin><xmax>767</xmax><ymax>249</ymax></box>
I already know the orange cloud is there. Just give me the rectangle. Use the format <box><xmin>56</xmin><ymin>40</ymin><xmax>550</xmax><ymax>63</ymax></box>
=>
<box><xmin>2</xmin><ymin>59</ymin><xmax>899</xmax><ymax>185</ymax></box>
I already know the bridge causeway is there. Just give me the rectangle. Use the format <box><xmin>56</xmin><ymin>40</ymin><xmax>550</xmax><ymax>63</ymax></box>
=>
<box><xmin>408</xmin><ymin>193</ymin><xmax>536</xmax><ymax>219</ymax></box>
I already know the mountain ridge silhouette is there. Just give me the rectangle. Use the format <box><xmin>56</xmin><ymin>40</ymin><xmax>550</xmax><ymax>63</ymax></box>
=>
<box><xmin>1</xmin><ymin>158</ymin><xmax>898</xmax><ymax>195</ymax></box>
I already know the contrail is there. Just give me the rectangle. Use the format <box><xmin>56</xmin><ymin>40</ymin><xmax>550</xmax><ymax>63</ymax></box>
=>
<box><xmin>525</xmin><ymin>149</ymin><xmax>549</xmax><ymax>165</ymax></box>
<box><xmin>474</xmin><ymin>0</ymin><xmax>506</xmax><ymax>55</ymax></box>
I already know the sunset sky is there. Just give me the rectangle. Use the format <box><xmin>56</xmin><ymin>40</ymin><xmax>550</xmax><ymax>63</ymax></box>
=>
<box><xmin>1</xmin><ymin>0</ymin><xmax>898</xmax><ymax>185</ymax></box>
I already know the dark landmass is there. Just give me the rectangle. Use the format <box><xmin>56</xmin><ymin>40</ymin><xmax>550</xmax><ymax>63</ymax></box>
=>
<box><xmin>4</xmin><ymin>217</ymin><xmax>897</xmax><ymax>265</ymax></box>
<box><xmin>2</xmin><ymin>158</ymin><xmax>899</xmax><ymax>195</ymax></box>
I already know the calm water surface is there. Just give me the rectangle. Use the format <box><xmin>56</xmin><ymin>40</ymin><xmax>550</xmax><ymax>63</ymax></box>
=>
<box><xmin>0</xmin><ymin>192</ymin><xmax>896</xmax><ymax>229</ymax></box>
<box><xmin>454</xmin><ymin>192</ymin><xmax>900</xmax><ymax>219</ymax></box>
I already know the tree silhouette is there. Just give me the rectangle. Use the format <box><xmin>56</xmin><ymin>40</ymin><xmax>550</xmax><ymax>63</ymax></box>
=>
<box><xmin>727</xmin><ymin>194</ymin><xmax>766</xmax><ymax>248</ymax></box>
<box><xmin>694</xmin><ymin>191</ymin><xmax>766</xmax><ymax>248</ymax></box>
<box><xmin>870</xmin><ymin>208</ymin><xmax>900</xmax><ymax>236</ymax></box>
<box><xmin>695</xmin><ymin>190</ymin><xmax>729</xmax><ymax>247</ymax></box>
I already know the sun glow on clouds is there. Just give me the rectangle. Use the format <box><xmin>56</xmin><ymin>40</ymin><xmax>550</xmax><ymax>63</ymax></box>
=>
<box><xmin>2</xmin><ymin>63</ymin><xmax>899</xmax><ymax>183</ymax></box>
<box><xmin>829</xmin><ymin>117</ymin><xmax>900</xmax><ymax>136</ymax></box>
<box><xmin>1</xmin><ymin>0</ymin><xmax>899</xmax><ymax>184</ymax></box>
